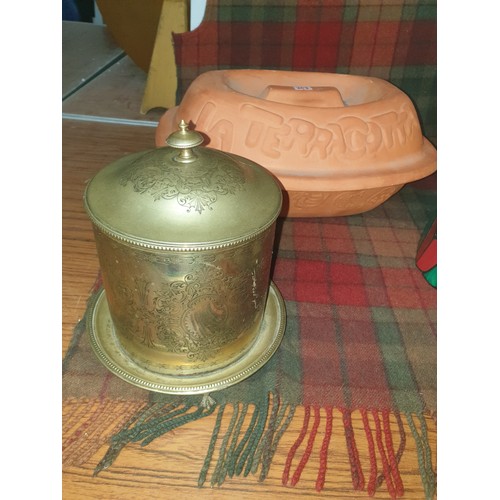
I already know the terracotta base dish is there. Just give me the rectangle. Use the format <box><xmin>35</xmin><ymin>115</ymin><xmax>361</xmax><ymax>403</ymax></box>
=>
<box><xmin>156</xmin><ymin>70</ymin><xmax>436</xmax><ymax>217</ymax></box>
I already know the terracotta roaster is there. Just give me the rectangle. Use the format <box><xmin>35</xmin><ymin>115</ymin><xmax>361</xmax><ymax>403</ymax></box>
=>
<box><xmin>156</xmin><ymin>70</ymin><xmax>436</xmax><ymax>217</ymax></box>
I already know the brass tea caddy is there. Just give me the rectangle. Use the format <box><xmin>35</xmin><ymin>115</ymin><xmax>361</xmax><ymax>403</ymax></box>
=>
<box><xmin>84</xmin><ymin>121</ymin><xmax>286</xmax><ymax>394</ymax></box>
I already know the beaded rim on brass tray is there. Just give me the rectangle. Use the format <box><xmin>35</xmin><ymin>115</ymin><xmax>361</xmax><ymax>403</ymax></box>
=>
<box><xmin>87</xmin><ymin>282</ymin><xmax>286</xmax><ymax>395</ymax></box>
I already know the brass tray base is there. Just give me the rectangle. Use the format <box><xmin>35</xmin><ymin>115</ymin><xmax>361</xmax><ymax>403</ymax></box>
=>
<box><xmin>87</xmin><ymin>282</ymin><xmax>286</xmax><ymax>394</ymax></box>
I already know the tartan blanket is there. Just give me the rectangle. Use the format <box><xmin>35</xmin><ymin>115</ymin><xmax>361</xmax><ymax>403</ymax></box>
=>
<box><xmin>172</xmin><ymin>0</ymin><xmax>436</xmax><ymax>144</ymax></box>
<box><xmin>62</xmin><ymin>175</ymin><xmax>436</xmax><ymax>499</ymax></box>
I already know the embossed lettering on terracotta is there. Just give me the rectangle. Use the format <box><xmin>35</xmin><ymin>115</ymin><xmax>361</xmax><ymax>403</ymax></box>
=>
<box><xmin>194</xmin><ymin>102</ymin><xmax>418</xmax><ymax>164</ymax></box>
<box><xmin>156</xmin><ymin>70</ymin><xmax>436</xmax><ymax>217</ymax></box>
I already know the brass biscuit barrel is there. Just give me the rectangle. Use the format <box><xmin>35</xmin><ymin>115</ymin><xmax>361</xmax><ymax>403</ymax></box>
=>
<box><xmin>84</xmin><ymin>121</ymin><xmax>286</xmax><ymax>394</ymax></box>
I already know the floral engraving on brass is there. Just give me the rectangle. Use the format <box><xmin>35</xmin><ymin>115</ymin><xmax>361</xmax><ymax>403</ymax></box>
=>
<box><xmin>120</xmin><ymin>150</ymin><xmax>246</xmax><ymax>213</ymax></box>
<box><xmin>96</xmin><ymin>229</ymin><xmax>274</xmax><ymax>364</ymax></box>
<box><xmin>115</xmin><ymin>264</ymin><xmax>260</xmax><ymax>361</ymax></box>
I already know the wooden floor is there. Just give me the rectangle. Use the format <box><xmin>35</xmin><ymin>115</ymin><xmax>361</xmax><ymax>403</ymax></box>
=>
<box><xmin>62</xmin><ymin>21</ymin><xmax>436</xmax><ymax>499</ymax></box>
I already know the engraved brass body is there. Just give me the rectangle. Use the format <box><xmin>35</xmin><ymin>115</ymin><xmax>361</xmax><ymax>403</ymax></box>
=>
<box><xmin>84</xmin><ymin>121</ymin><xmax>285</xmax><ymax>393</ymax></box>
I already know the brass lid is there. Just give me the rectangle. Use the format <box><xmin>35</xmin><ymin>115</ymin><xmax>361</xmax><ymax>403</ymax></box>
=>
<box><xmin>84</xmin><ymin>120</ymin><xmax>282</xmax><ymax>248</ymax></box>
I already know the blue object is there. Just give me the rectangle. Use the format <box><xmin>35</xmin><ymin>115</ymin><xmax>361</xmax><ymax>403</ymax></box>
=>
<box><xmin>63</xmin><ymin>0</ymin><xmax>80</xmax><ymax>21</ymax></box>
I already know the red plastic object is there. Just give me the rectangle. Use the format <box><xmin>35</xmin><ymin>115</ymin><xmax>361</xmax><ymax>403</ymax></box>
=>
<box><xmin>416</xmin><ymin>219</ymin><xmax>437</xmax><ymax>272</ymax></box>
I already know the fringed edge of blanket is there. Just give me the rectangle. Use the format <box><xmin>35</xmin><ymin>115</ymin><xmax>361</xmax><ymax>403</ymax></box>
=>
<box><xmin>62</xmin><ymin>394</ymin><xmax>436</xmax><ymax>499</ymax></box>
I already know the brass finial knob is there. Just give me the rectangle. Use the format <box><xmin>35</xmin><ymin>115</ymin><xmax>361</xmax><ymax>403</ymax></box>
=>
<box><xmin>166</xmin><ymin>120</ymin><xmax>204</xmax><ymax>163</ymax></box>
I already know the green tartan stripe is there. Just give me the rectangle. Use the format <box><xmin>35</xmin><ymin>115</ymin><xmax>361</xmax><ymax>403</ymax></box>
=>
<box><xmin>390</xmin><ymin>70</ymin><xmax>436</xmax><ymax>139</ymax></box>
<box><xmin>273</xmin><ymin>301</ymin><xmax>303</xmax><ymax>404</ymax></box>
<box><xmin>401</xmin><ymin>2</ymin><xmax>418</xmax><ymax>21</ymax></box>
<box><xmin>218</xmin><ymin>4</ymin><xmax>297</xmax><ymax>23</ymax></box>
<box><xmin>416</xmin><ymin>1</ymin><xmax>437</xmax><ymax>19</ymax></box>
<box><xmin>371</xmin><ymin>306</ymin><xmax>424</xmax><ymax>412</ymax></box>
<box><xmin>357</xmin><ymin>3</ymin><xmax>381</xmax><ymax>22</ymax></box>
<box><xmin>209</xmin><ymin>1</ymin><xmax>438</xmax><ymax>23</ymax></box>
<box><xmin>401</xmin><ymin>0</ymin><xmax>437</xmax><ymax>21</ymax></box>
<box><xmin>390</xmin><ymin>65</ymin><xmax>436</xmax><ymax>79</ymax></box>
<box><xmin>399</xmin><ymin>187</ymin><xmax>437</xmax><ymax>233</ymax></box>
<box><xmin>207</xmin><ymin>1</ymin><xmax>437</xmax><ymax>23</ymax></box>
<box><xmin>357</xmin><ymin>254</ymin><xmax>379</xmax><ymax>268</ymax></box>
<box><xmin>379</xmin><ymin>3</ymin><xmax>405</xmax><ymax>21</ymax></box>
<box><xmin>342</xmin><ymin>3</ymin><xmax>358</xmax><ymax>22</ymax></box>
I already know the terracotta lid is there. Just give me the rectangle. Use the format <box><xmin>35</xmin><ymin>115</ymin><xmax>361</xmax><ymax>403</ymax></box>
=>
<box><xmin>84</xmin><ymin>120</ymin><xmax>282</xmax><ymax>247</ymax></box>
<box><xmin>155</xmin><ymin>70</ymin><xmax>436</xmax><ymax>217</ymax></box>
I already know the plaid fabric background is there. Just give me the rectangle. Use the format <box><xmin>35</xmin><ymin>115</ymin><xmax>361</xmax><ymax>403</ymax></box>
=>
<box><xmin>173</xmin><ymin>0</ymin><xmax>436</xmax><ymax>143</ymax></box>
<box><xmin>271</xmin><ymin>177</ymin><xmax>437</xmax><ymax>414</ymax></box>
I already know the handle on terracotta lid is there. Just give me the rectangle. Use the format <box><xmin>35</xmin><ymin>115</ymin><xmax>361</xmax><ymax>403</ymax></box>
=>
<box><xmin>262</xmin><ymin>85</ymin><xmax>345</xmax><ymax>108</ymax></box>
<box><xmin>166</xmin><ymin>120</ymin><xmax>204</xmax><ymax>163</ymax></box>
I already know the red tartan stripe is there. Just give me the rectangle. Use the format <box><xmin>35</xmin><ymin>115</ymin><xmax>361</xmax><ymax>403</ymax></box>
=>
<box><xmin>217</xmin><ymin>22</ymin><xmax>233</xmax><ymax>65</ymax></box>
<box><xmin>405</xmin><ymin>19</ymin><xmax>436</xmax><ymax>65</ymax></box>
<box><xmin>295</xmin><ymin>1</ymin><xmax>345</xmax><ymax>23</ymax></box>
<box><xmin>273</xmin><ymin>217</ymin><xmax>434</xmax><ymax>355</ymax></box>
<box><xmin>292</xmin><ymin>21</ymin><xmax>343</xmax><ymax>69</ymax></box>
<box><xmin>349</xmin><ymin>20</ymin><xmax>379</xmax><ymax>67</ymax></box>
<box><xmin>336</xmin><ymin>19</ymin><xmax>356</xmax><ymax>67</ymax></box>
<box><xmin>392</xmin><ymin>20</ymin><xmax>436</xmax><ymax>65</ymax></box>
<box><xmin>337</xmin><ymin>304</ymin><xmax>395</xmax><ymax>409</ymax></box>
<box><xmin>273</xmin><ymin>234</ymin><xmax>433</xmax><ymax>309</ymax></box>
<box><xmin>175</xmin><ymin>9</ymin><xmax>435</xmax><ymax>67</ymax></box>
<box><xmin>372</xmin><ymin>21</ymin><xmax>401</xmax><ymax>66</ymax></box>
<box><xmin>292</xmin><ymin>219</ymin><xmax>356</xmax><ymax>255</ymax></box>
<box><xmin>229</xmin><ymin>22</ymin><xmax>253</xmax><ymax>66</ymax></box>
<box><xmin>298</xmin><ymin>299</ymin><xmax>394</xmax><ymax>408</ymax></box>
<box><xmin>298</xmin><ymin>302</ymin><xmax>345</xmax><ymax>406</ymax></box>
<box><xmin>287</xmin><ymin>259</ymin><xmax>370</xmax><ymax>306</ymax></box>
